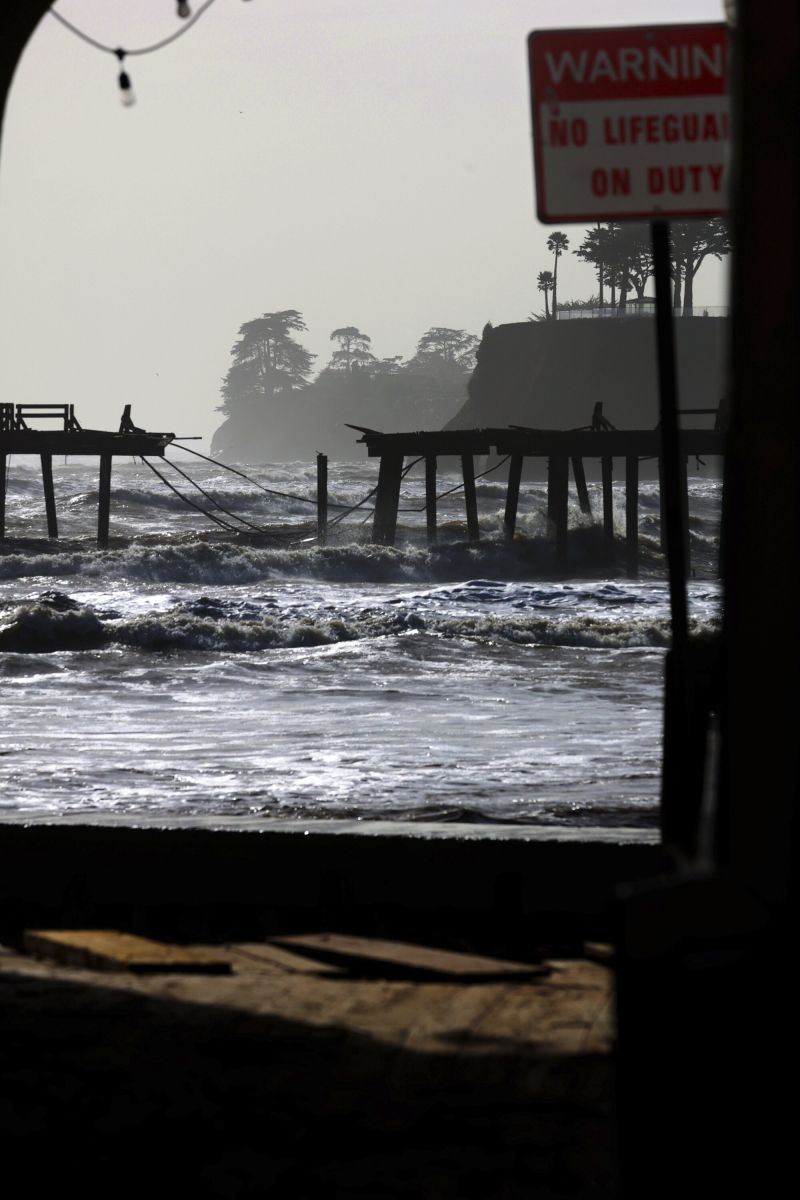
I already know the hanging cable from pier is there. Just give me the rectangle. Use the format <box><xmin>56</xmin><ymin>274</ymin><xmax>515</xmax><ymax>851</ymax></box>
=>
<box><xmin>327</xmin><ymin>457</ymin><xmax>423</xmax><ymax>528</ymax></box>
<box><xmin>160</xmin><ymin>454</ymin><xmax>288</xmax><ymax>535</ymax></box>
<box><xmin>395</xmin><ymin>454</ymin><xmax>512</xmax><ymax>513</ymax></box>
<box><xmin>171</xmin><ymin>440</ymin><xmax>377</xmax><ymax>513</ymax></box>
<box><xmin>141</xmin><ymin>457</ymin><xmax>255</xmax><ymax>534</ymax></box>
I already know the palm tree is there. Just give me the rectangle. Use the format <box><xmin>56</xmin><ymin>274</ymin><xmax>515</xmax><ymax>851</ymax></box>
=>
<box><xmin>537</xmin><ymin>270</ymin><xmax>554</xmax><ymax>320</ymax></box>
<box><xmin>546</xmin><ymin>231</ymin><xmax>570</xmax><ymax>319</ymax></box>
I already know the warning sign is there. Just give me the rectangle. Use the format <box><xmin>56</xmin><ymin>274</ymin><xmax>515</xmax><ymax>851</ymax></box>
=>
<box><xmin>529</xmin><ymin>23</ymin><xmax>731</xmax><ymax>222</ymax></box>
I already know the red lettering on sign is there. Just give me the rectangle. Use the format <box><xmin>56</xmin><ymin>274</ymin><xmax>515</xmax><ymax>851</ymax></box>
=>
<box><xmin>592</xmin><ymin>167</ymin><xmax>631</xmax><ymax>196</ymax></box>
<box><xmin>549</xmin><ymin>117</ymin><xmax>588</xmax><ymax>147</ymax></box>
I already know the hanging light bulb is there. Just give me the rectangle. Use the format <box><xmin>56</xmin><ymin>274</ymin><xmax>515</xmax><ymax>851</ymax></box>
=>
<box><xmin>177</xmin><ymin>1</ymin><xmax>192</xmax><ymax>17</ymax></box>
<box><xmin>115</xmin><ymin>49</ymin><xmax>135</xmax><ymax>107</ymax></box>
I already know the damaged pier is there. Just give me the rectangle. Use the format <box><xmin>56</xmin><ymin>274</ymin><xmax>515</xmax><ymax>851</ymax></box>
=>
<box><xmin>351</xmin><ymin>413</ymin><xmax>724</xmax><ymax>577</ymax></box>
<box><xmin>0</xmin><ymin>404</ymin><xmax>175</xmax><ymax>547</ymax></box>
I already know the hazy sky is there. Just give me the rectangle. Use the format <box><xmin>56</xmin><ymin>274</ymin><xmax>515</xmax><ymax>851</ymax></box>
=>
<box><xmin>0</xmin><ymin>0</ymin><xmax>726</xmax><ymax>446</ymax></box>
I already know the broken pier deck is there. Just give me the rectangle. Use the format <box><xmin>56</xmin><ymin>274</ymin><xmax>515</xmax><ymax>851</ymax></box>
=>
<box><xmin>352</xmin><ymin>421</ymin><xmax>724</xmax><ymax>577</ymax></box>
<box><xmin>0</xmin><ymin>404</ymin><xmax>174</xmax><ymax>546</ymax></box>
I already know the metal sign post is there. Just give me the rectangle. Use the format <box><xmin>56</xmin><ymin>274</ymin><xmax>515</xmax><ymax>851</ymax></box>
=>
<box><xmin>529</xmin><ymin>20</ymin><xmax>730</xmax><ymax>859</ymax></box>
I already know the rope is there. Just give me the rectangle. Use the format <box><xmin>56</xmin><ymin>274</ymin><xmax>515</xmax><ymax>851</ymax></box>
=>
<box><xmin>50</xmin><ymin>0</ymin><xmax>220</xmax><ymax>58</ymax></box>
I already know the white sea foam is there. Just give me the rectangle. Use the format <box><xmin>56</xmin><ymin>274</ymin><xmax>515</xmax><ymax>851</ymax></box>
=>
<box><xmin>0</xmin><ymin>459</ymin><xmax>723</xmax><ymax>829</ymax></box>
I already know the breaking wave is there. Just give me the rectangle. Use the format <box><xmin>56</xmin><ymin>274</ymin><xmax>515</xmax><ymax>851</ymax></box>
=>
<box><xmin>0</xmin><ymin>526</ymin><xmax>672</xmax><ymax>586</ymax></box>
<box><xmin>0</xmin><ymin>589</ymin><xmax>718</xmax><ymax>654</ymax></box>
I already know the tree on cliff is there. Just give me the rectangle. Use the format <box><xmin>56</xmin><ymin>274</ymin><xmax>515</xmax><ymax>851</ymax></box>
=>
<box><xmin>546</xmin><ymin>231</ymin><xmax>570</xmax><ymax>318</ymax></box>
<box><xmin>574</xmin><ymin>224</ymin><xmax>612</xmax><ymax>306</ymax></box>
<box><xmin>408</xmin><ymin>327</ymin><xmax>479</xmax><ymax>372</ymax></box>
<box><xmin>576</xmin><ymin>224</ymin><xmax>653</xmax><ymax>310</ymax></box>
<box><xmin>219</xmin><ymin>310</ymin><xmax>315</xmax><ymax>414</ymax></box>
<box><xmin>328</xmin><ymin>326</ymin><xmax>376</xmax><ymax>372</ymax></box>
<box><xmin>613</xmin><ymin>225</ymin><xmax>655</xmax><ymax>308</ymax></box>
<box><xmin>537</xmin><ymin>270</ymin><xmax>554</xmax><ymax>320</ymax></box>
<box><xmin>669</xmin><ymin>218</ymin><xmax>732</xmax><ymax>314</ymax></box>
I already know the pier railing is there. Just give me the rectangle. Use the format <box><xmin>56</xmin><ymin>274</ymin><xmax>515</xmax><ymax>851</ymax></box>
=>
<box><xmin>553</xmin><ymin>305</ymin><xmax>730</xmax><ymax>320</ymax></box>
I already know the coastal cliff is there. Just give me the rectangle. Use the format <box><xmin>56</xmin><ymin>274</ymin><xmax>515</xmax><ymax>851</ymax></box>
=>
<box><xmin>450</xmin><ymin>316</ymin><xmax>728</xmax><ymax>433</ymax></box>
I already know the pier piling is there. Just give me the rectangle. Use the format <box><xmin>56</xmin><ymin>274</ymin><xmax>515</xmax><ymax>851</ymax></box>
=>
<box><xmin>625</xmin><ymin>455</ymin><xmax>640</xmax><ymax>578</ymax></box>
<box><xmin>571</xmin><ymin>456</ymin><xmax>592</xmax><ymax>515</ymax></box>
<box><xmin>547</xmin><ymin>454</ymin><xmax>569</xmax><ymax>573</ymax></box>
<box><xmin>0</xmin><ymin>453</ymin><xmax>6</xmax><ymax>539</ymax></box>
<box><xmin>425</xmin><ymin>456</ymin><xmax>437</xmax><ymax>543</ymax></box>
<box><xmin>601</xmin><ymin>456</ymin><xmax>614</xmax><ymax>563</ymax></box>
<box><xmin>372</xmin><ymin>453</ymin><xmax>403</xmax><ymax>546</ymax></box>
<box><xmin>97</xmin><ymin>452</ymin><xmax>112</xmax><ymax>549</ymax></box>
<box><xmin>504</xmin><ymin>454</ymin><xmax>523</xmax><ymax>541</ymax></box>
<box><xmin>316</xmin><ymin>453</ymin><xmax>328</xmax><ymax>546</ymax></box>
<box><xmin>461</xmin><ymin>454</ymin><xmax>480</xmax><ymax>542</ymax></box>
<box><xmin>40</xmin><ymin>452</ymin><xmax>58</xmax><ymax>539</ymax></box>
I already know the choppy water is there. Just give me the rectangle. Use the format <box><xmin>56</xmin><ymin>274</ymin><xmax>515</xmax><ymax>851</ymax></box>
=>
<box><xmin>0</xmin><ymin>455</ymin><xmax>722</xmax><ymax>836</ymax></box>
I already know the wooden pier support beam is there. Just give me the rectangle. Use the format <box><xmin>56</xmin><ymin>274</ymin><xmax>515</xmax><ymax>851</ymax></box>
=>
<box><xmin>504</xmin><ymin>454</ymin><xmax>523</xmax><ymax>541</ymax></box>
<box><xmin>601</xmin><ymin>456</ymin><xmax>614</xmax><ymax>563</ymax></box>
<box><xmin>461</xmin><ymin>454</ymin><xmax>480</xmax><ymax>542</ymax></box>
<box><xmin>625</xmin><ymin>455</ymin><xmax>639</xmax><ymax>578</ymax></box>
<box><xmin>40</xmin><ymin>452</ymin><xmax>58</xmax><ymax>539</ymax></box>
<box><xmin>97</xmin><ymin>452</ymin><xmax>112</xmax><ymax>548</ymax></box>
<box><xmin>425</xmin><ymin>455</ymin><xmax>437</xmax><ymax>543</ymax></box>
<box><xmin>316</xmin><ymin>453</ymin><xmax>328</xmax><ymax>546</ymax></box>
<box><xmin>571</xmin><ymin>456</ymin><xmax>592</xmax><ymax>515</ymax></box>
<box><xmin>547</xmin><ymin>454</ymin><xmax>569</xmax><ymax>573</ymax></box>
<box><xmin>0</xmin><ymin>453</ymin><xmax>6</xmax><ymax>540</ymax></box>
<box><xmin>372</xmin><ymin>453</ymin><xmax>403</xmax><ymax>546</ymax></box>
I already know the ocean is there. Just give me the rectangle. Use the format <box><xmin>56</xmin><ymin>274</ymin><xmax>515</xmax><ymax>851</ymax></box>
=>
<box><xmin>0</xmin><ymin>453</ymin><xmax>722</xmax><ymax>839</ymax></box>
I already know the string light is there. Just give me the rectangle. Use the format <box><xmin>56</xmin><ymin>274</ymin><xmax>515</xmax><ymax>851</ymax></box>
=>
<box><xmin>49</xmin><ymin>0</ymin><xmax>256</xmax><ymax>105</ymax></box>
<box><xmin>115</xmin><ymin>49</ymin><xmax>135</xmax><ymax>107</ymax></box>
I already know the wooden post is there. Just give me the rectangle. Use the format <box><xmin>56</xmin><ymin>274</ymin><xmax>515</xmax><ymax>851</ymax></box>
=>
<box><xmin>547</xmin><ymin>454</ymin><xmax>569</xmax><ymax>573</ymax></box>
<box><xmin>425</xmin><ymin>455</ymin><xmax>437</xmax><ymax>543</ymax></box>
<box><xmin>40</xmin><ymin>452</ymin><xmax>58</xmax><ymax>539</ymax></box>
<box><xmin>97</xmin><ymin>452</ymin><xmax>112</xmax><ymax>548</ymax></box>
<box><xmin>372</xmin><ymin>453</ymin><xmax>403</xmax><ymax>546</ymax></box>
<box><xmin>0</xmin><ymin>453</ymin><xmax>6</xmax><ymax>540</ymax></box>
<box><xmin>461</xmin><ymin>454</ymin><xmax>479</xmax><ymax>542</ymax></box>
<box><xmin>625</xmin><ymin>455</ymin><xmax>639</xmax><ymax>578</ymax></box>
<box><xmin>316</xmin><ymin>453</ymin><xmax>328</xmax><ymax>546</ymax></box>
<box><xmin>504</xmin><ymin>454</ymin><xmax>523</xmax><ymax>541</ymax></box>
<box><xmin>571</xmin><ymin>456</ymin><xmax>592</xmax><ymax>515</ymax></box>
<box><xmin>601</xmin><ymin>455</ymin><xmax>614</xmax><ymax>563</ymax></box>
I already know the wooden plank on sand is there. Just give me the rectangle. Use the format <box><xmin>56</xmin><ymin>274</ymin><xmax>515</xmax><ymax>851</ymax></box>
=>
<box><xmin>269</xmin><ymin>933</ymin><xmax>550</xmax><ymax>982</ymax></box>
<box><xmin>23</xmin><ymin>929</ymin><xmax>231</xmax><ymax>974</ymax></box>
